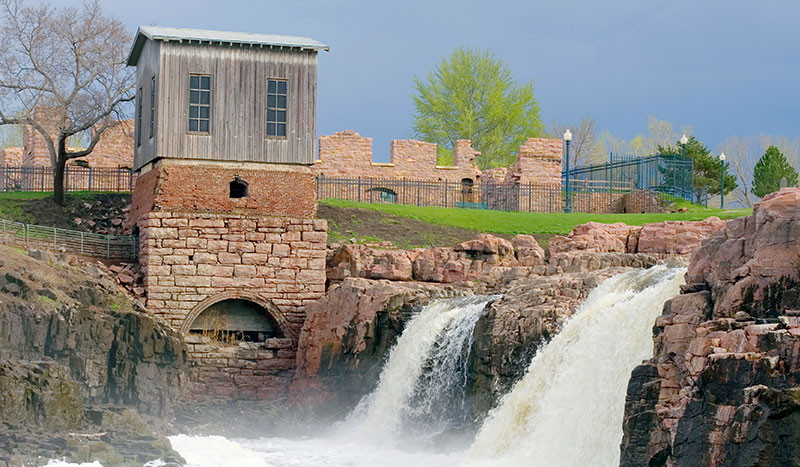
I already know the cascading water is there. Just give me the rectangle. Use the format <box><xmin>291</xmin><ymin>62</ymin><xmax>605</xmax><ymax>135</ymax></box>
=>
<box><xmin>83</xmin><ymin>267</ymin><xmax>685</xmax><ymax>467</ymax></box>
<box><xmin>466</xmin><ymin>265</ymin><xmax>685</xmax><ymax>467</ymax></box>
<box><xmin>345</xmin><ymin>295</ymin><xmax>496</xmax><ymax>443</ymax></box>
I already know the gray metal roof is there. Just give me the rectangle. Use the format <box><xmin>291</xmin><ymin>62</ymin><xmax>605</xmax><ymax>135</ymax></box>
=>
<box><xmin>127</xmin><ymin>26</ymin><xmax>329</xmax><ymax>66</ymax></box>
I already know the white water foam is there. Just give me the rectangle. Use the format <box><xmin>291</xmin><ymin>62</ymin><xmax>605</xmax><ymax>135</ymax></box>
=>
<box><xmin>344</xmin><ymin>295</ymin><xmax>495</xmax><ymax>444</ymax></box>
<box><xmin>467</xmin><ymin>266</ymin><xmax>685</xmax><ymax>467</ymax></box>
<box><xmin>170</xmin><ymin>434</ymin><xmax>463</xmax><ymax>467</ymax></box>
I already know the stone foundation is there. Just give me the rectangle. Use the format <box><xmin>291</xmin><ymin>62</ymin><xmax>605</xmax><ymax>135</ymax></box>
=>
<box><xmin>130</xmin><ymin>160</ymin><xmax>326</xmax><ymax>400</ymax></box>
<box><xmin>137</xmin><ymin>212</ymin><xmax>327</xmax><ymax>334</ymax></box>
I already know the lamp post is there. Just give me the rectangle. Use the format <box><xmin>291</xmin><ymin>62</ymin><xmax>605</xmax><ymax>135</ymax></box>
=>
<box><xmin>563</xmin><ymin>129</ymin><xmax>572</xmax><ymax>213</ymax></box>
<box><xmin>679</xmin><ymin>134</ymin><xmax>688</xmax><ymax>198</ymax></box>
<box><xmin>719</xmin><ymin>152</ymin><xmax>726</xmax><ymax>209</ymax></box>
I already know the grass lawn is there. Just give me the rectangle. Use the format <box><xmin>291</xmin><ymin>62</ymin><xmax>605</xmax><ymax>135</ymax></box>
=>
<box><xmin>321</xmin><ymin>199</ymin><xmax>751</xmax><ymax>236</ymax></box>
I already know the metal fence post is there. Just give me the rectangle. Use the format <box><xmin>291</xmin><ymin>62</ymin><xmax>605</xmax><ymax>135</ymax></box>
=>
<box><xmin>80</xmin><ymin>232</ymin><xmax>84</xmax><ymax>256</ymax></box>
<box><xmin>106</xmin><ymin>235</ymin><xmax>110</xmax><ymax>259</ymax></box>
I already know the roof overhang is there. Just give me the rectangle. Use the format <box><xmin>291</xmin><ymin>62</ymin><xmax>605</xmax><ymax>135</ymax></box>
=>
<box><xmin>127</xmin><ymin>26</ymin><xmax>329</xmax><ymax>66</ymax></box>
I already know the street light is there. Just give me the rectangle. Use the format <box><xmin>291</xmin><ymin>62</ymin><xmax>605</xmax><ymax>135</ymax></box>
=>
<box><xmin>719</xmin><ymin>152</ymin><xmax>726</xmax><ymax>209</ymax></box>
<box><xmin>563</xmin><ymin>129</ymin><xmax>573</xmax><ymax>213</ymax></box>
<box><xmin>679</xmin><ymin>134</ymin><xmax>689</xmax><ymax>199</ymax></box>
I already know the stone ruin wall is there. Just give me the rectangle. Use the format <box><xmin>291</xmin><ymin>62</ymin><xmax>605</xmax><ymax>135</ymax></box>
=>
<box><xmin>130</xmin><ymin>160</ymin><xmax>327</xmax><ymax>400</ymax></box>
<box><xmin>313</xmin><ymin>130</ymin><xmax>483</xmax><ymax>182</ymax></box>
<box><xmin>313</xmin><ymin>131</ymin><xmax>565</xmax><ymax>211</ymax></box>
<box><xmin>2</xmin><ymin>107</ymin><xmax>133</xmax><ymax>168</ymax></box>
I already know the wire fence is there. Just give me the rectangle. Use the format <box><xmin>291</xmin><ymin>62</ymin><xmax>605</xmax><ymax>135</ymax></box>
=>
<box><xmin>0</xmin><ymin>165</ymin><xmax>135</xmax><ymax>193</ymax></box>
<box><xmin>316</xmin><ymin>176</ymin><xmax>667</xmax><ymax>214</ymax></box>
<box><xmin>0</xmin><ymin>218</ymin><xmax>136</xmax><ymax>260</ymax></box>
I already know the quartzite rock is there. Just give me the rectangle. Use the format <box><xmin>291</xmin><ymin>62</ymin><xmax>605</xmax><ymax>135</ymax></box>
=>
<box><xmin>620</xmin><ymin>188</ymin><xmax>800</xmax><ymax>467</ymax></box>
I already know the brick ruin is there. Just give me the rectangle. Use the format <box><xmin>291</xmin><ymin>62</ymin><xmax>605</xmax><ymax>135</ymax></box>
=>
<box><xmin>0</xmin><ymin>107</ymin><xmax>133</xmax><ymax>168</ymax></box>
<box><xmin>128</xmin><ymin>160</ymin><xmax>327</xmax><ymax>400</ymax></box>
<box><xmin>312</xmin><ymin>130</ymin><xmax>563</xmax><ymax>187</ymax></box>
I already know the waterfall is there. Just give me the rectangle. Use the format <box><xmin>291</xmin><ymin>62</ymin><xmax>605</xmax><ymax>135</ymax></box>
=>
<box><xmin>345</xmin><ymin>295</ymin><xmax>496</xmax><ymax>444</ymax></box>
<box><xmin>467</xmin><ymin>266</ymin><xmax>685</xmax><ymax>467</ymax></box>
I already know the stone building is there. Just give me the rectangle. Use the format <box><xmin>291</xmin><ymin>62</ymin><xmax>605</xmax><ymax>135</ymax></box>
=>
<box><xmin>125</xmin><ymin>26</ymin><xmax>329</xmax><ymax>399</ymax></box>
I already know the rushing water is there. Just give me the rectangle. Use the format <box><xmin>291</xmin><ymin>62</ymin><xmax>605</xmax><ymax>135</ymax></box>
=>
<box><xmin>344</xmin><ymin>295</ymin><xmax>496</xmax><ymax>444</ymax></box>
<box><xmin>467</xmin><ymin>266</ymin><xmax>685</xmax><ymax>467</ymax></box>
<box><xmin>49</xmin><ymin>268</ymin><xmax>685</xmax><ymax>467</ymax></box>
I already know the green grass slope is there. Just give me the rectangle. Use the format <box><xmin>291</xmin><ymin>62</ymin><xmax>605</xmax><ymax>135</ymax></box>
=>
<box><xmin>321</xmin><ymin>199</ymin><xmax>750</xmax><ymax>236</ymax></box>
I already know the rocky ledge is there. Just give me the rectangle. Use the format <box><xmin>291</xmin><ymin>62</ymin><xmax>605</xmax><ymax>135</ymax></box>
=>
<box><xmin>621</xmin><ymin>188</ymin><xmax>800</xmax><ymax>466</ymax></box>
<box><xmin>290</xmin><ymin>217</ymin><xmax>725</xmax><ymax>420</ymax></box>
<box><xmin>0</xmin><ymin>246</ymin><xmax>187</xmax><ymax>466</ymax></box>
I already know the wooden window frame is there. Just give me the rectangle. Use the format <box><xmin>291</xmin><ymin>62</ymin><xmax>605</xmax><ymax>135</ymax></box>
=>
<box><xmin>265</xmin><ymin>78</ymin><xmax>288</xmax><ymax>139</ymax></box>
<box><xmin>149</xmin><ymin>75</ymin><xmax>156</xmax><ymax>139</ymax></box>
<box><xmin>188</xmin><ymin>73</ymin><xmax>211</xmax><ymax>135</ymax></box>
<box><xmin>136</xmin><ymin>86</ymin><xmax>143</xmax><ymax>147</ymax></box>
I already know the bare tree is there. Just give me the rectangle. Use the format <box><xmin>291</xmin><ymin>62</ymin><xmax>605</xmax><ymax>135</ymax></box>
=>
<box><xmin>0</xmin><ymin>0</ymin><xmax>134</xmax><ymax>205</ymax></box>
<box><xmin>549</xmin><ymin>116</ymin><xmax>599</xmax><ymax>168</ymax></box>
<box><xmin>719</xmin><ymin>135</ymin><xmax>758</xmax><ymax>208</ymax></box>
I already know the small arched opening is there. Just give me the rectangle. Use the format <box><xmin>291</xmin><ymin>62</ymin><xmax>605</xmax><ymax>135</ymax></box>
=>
<box><xmin>182</xmin><ymin>294</ymin><xmax>291</xmax><ymax>343</ymax></box>
<box><xmin>461</xmin><ymin>178</ymin><xmax>474</xmax><ymax>203</ymax></box>
<box><xmin>367</xmin><ymin>187</ymin><xmax>397</xmax><ymax>204</ymax></box>
<box><xmin>229</xmin><ymin>177</ymin><xmax>249</xmax><ymax>199</ymax></box>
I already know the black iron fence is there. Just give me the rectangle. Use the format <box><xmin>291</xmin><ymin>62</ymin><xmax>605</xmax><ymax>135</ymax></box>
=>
<box><xmin>0</xmin><ymin>165</ymin><xmax>135</xmax><ymax>192</ymax></box>
<box><xmin>316</xmin><ymin>176</ymin><xmax>667</xmax><ymax>214</ymax></box>
<box><xmin>0</xmin><ymin>218</ymin><xmax>136</xmax><ymax>260</ymax></box>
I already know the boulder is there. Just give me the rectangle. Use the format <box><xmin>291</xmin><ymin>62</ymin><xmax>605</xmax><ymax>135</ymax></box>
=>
<box><xmin>511</xmin><ymin>234</ymin><xmax>546</xmax><ymax>267</ymax></box>
<box><xmin>636</xmin><ymin>216</ymin><xmax>726</xmax><ymax>255</ymax></box>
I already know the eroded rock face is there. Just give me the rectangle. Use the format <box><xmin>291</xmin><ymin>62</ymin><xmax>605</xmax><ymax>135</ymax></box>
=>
<box><xmin>0</xmin><ymin>245</ymin><xmax>188</xmax><ymax>465</ymax></box>
<box><xmin>289</xmin><ymin>277</ymin><xmax>470</xmax><ymax>412</ymax></box>
<box><xmin>549</xmin><ymin>218</ymin><xmax>727</xmax><ymax>257</ymax></box>
<box><xmin>620</xmin><ymin>188</ymin><xmax>800</xmax><ymax>466</ymax></box>
<box><xmin>467</xmin><ymin>268</ymin><xmax>630</xmax><ymax>416</ymax></box>
<box><xmin>327</xmin><ymin>234</ymin><xmax>545</xmax><ymax>286</ymax></box>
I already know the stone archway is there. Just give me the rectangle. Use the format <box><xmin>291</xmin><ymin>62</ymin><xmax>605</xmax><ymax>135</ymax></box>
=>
<box><xmin>180</xmin><ymin>291</ymin><xmax>294</xmax><ymax>340</ymax></box>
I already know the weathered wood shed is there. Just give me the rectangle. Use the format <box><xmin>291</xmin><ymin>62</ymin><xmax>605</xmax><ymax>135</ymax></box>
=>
<box><xmin>126</xmin><ymin>26</ymin><xmax>329</xmax><ymax>171</ymax></box>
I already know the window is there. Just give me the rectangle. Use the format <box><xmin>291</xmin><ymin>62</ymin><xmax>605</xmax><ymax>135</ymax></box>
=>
<box><xmin>136</xmin><ymin>87</ymin><xmax>143</xmax><ymax>146</ymax></box>
<box><xmin>149</xmin><ymin>76</ymin><xmax>156</xmax><ymax>138</ymax></box>
<box><xmin>266</xmin><ymin>79</ymin><xmax>287</xmax><ymax>137</ymax></box>
<box><xmin>229</xmin><ymin>177</ymin><xmax>248</xmax><ymax>199</ymax></box>
<box><xmin>189</xmin><ymin>74</ymin><xmax>211</xmax><ymax>133</ymax></box>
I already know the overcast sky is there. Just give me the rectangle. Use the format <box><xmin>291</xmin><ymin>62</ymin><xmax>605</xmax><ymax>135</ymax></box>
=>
<box><xmin>67</xmin><ymin>0</ymin><xmax>799</xmax><ymax>162</ymax></box>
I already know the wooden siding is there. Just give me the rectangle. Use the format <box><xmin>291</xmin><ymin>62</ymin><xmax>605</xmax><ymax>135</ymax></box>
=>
<box><xmin>140</xmin><ymin>41</ymin><xmax>317</xmax><ymax>170</ymax></box>
<box><xmin>133</xmin><ymin>40</ymin><xmax>161</xmax><ymax>170</ymax></box>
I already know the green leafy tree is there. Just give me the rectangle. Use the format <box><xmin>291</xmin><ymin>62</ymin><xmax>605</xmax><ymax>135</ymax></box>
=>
<box><xmin>752</xmin><ymin>145</ymin><xmax>798</xmax><ymax>197</ymax></box>
<box><xmin>412</xmin><ymin>47</ymin><xmax>544</xmax><ymax>169</ymax></box>
<box><xmin>658</xmin><ymin>135</ymin><xmax>736</xmax><ymax>196</ymax></box>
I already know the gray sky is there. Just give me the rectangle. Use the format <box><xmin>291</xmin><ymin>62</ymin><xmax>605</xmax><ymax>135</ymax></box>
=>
<box><xmin>70</xmin><ymin>0</ymin><xmax>799</xmax><ymax>162</ymax></box>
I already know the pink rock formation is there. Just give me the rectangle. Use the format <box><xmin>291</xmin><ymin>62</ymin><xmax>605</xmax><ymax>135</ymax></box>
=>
<box><xmin>621</xmin><ymin>188</ymin><xmax>800</xmax><ymax>467</ymax></box>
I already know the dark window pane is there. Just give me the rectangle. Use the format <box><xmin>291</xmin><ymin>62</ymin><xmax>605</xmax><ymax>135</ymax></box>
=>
<box><xmin>189</xmin><ymin>119</ymin><xmax>198</xmax><ymax>132</ymax></box>
<box><xmin>190</xmin><ymin>90</ymin><xmax>199</xmax><ymax>104</ymax></box>
<box><xmin>190</xmin><ymin>75</ymin><xmax>200</xmax><ymax>89</ymax></box>
<box><xmin>267</xmin><ymin>94</ymin><xmax>276</xmax><ymax>108</ymax></box>
<box><xmin>268</xmin><ymin>80</ymin><xmax>276</xmax><ymax>93</ymax></box>
<box><xmin>277</xmin><ymin>123</ymin><xmax>286</xmax><ymax>136</ymax></box>
<box><xmin>267</xmin><ymin>109</ymin><xmax>276</xmax><ymax>121</ymax></box>
<box><xmin>266</xmin><ymin>122</ymin><xmax>275</xmax><ymax>135</ymax></box>
<box><xmin>200</xmin><ymin>76</ymin><xmax>210</xmax><ymax>89</ymax></box>
<box><xmin>277</xmin><ymin>110</ymin><xmax>286</xmax><ymax>123</ymax></box>
<box><xmin>199</xmin><ymin>106</ymin><xmax>209</xmax><ymax>118</ymax></box>
<box><xmin>199</xmin><ymin>120</ymin><xmax>209</xmax><ymax>132</ymax></box>
<box><xmin>200</xmin><ymin>91</ymin><xmax>209</xmax><ymax>105</ymax></box>
<box><xmin>189</xmin><ymin>106</ymin><xmax>198</xmax><ymax>118</ymax></box>
<box><xmin>277</xmin><ymin>80</ymin><xmax>286</xmax><ymax>94</ymax></box>
<box><xmin>277</xmin><ymin>95</ymin><xmax>286</xmax><ymax>109</ymax></box>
